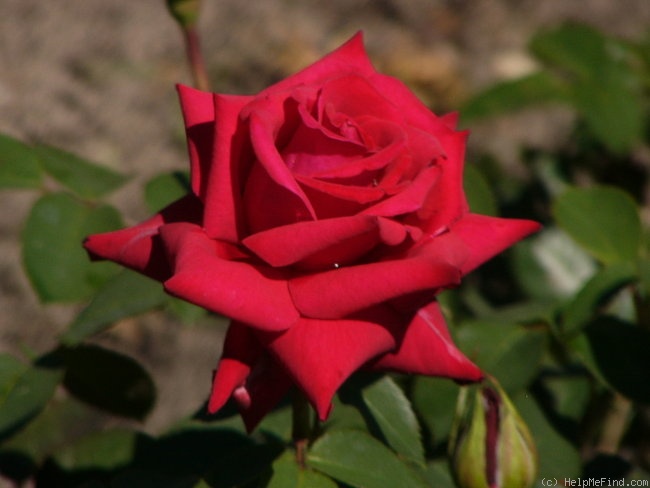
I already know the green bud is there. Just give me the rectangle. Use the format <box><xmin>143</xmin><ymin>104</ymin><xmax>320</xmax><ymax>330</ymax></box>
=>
<box><xmin>166</xmin><ymin>0</ymin><xmax>201</xmax><ymax>28</ymax></box>
<box><xmin>448</xmin><ymin>379</ymin><xmax>538</xmax><ymax>488</ymax></box>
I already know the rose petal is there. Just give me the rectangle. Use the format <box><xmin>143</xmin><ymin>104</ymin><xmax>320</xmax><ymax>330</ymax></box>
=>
<box><xmin>362</xmin><ymin>165</ymin><xmax>440</xmax><ymax>217</ymax></box>
<box><xmin>370</xmin><ymin>301</ymin><xmax>483</xmax><ymax>382</ymax></box>
<box><xmin>257</xmin><ymin>32</ymin><xmax>375</xmax><ymax>96</ymax></box>
<box><xmin>417</xmin><ymin>129</ymin><xmax>470</xmax><ymax>233</ymax></box>
<box><xmin>235</xmin><ymin>358</ymin><xmax>294</xmax><ymax>433</ymax></box>
<box><xmin>208</xmin><ymin>322</ymin><xmax>293</xmax><ymax>432</ymax></box>
<box><xmin>208</xmin><ymin>321</ymin><xmax>261</xmax><ymax>414</ymax></box>
<box><xmin>258</xmin><ymin>307</ymin><xmax>402</xmax><ymax>419</ymax></box>
<box><xmin>289</xmin><ymin>254</ymin><xmax>461</xmax><ymax>319</ymax></box>
<box><xmin>203</xmin><ymin>93</ymin><xmax>255</xmax><ymax>242</ymax></box>
<box><xmin>282</xmin><ymin>110</ymin><xmax>366</xmax><ymax>177</ymax></box>
<box><xmin>367</xmin><ymin>72</ymin><xmax>455</xmax><ymax>135</ymax></box>
<box><xmin>241</xmin><ymin>91</ymin><xmax>318</xmax><ymax>234</ymax></box>
<box><xmin>243</xmin><ymin>215</ymin><xmax>398</xmax><ymax>267</ymax></box>
<box><xmin>319</xmin><ymin>75</ymin><xmax>405</xmax><ymax>125</ymax></box>
<box><xmin>296</xmin><ymin>174</ymin><xmax>386</xmax><ymax>204</ymax></box>
<box><xmin>307</xmin><ymin>133</ymin><xmax>407</xmax><ymax>179</ymax></box>
<box><xmin>452</xmin><ymin>214</ymin><xmax>542</xmax><ymax>274</ymax></box>
<box><xmin>83</xmin><ymin>194</ymin><xmax>202</xmax><ymax>281</ymax></box>
<box><xmin>177</xmin><ymin>85</ymin><xmax>216</xmax><ymax>200</ymax></box>
<box><xmin>159</xmin><ymin>223</ymin><xmax>299</xmax><ymax>330</ymax></box>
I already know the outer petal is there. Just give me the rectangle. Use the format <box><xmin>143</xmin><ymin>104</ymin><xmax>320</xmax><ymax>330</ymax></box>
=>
<box><xmin>289</xmin><ymin>254</ymin><xmax>460</xmax><ymax>319</ymax></box>
<box><xmin>258</xmin><ymin>32</ymin><xmax>375</xmax><ymax>96</ymax></box>
<box><xmin>177</xmin><ymin>85</ymin><xmax>216</xmax><ymax>200</ymax></box>
<box><xmin>83</xmin><ymin>194</ymin><xmax>202</xmax><ymax>281</ymax></box>
<box><xmin>203</xmin><ymin>93</ymin><xmax>255</xmax><ymax>242</ymax></box>
<box><xmin>235</xmin><ymin>358</ymin><xmax>294</xmax><ymax>433</ymax></box>
<box><xmin>208</xmin><ymin>321</ymin><xmax>261</xmax><ymax>414</ymax></box>
<box><xmin>258</xmin><ymin>306</ymin><xmax>403</xmax><ymax>419</ymax></box>
<box><xmin>208</xmin><ymin>322</ymin><xmax>293</xmax><ymax>433</ymax></box>
<box><xmin>370</xmin><ymin>301</ymin><xmax>483</xmax><ymax>381</ymax></box>
<box><xmin>452</xmin><ymin>214</ymin><xmax>542</xmax><ymax>274</ymax></box>
<box><xmin>159</xmin><ymin>223</ymin><xmax>299</xmax><ymax>330</ymax></box>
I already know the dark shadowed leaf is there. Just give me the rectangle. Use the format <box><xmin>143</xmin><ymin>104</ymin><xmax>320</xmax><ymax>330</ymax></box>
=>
<box><xmin>63</xmin><ymin>345</ymin><xmax>156</xmax><ymax>420</ymax></box>
<box><xmin>61</xmin><ymin>269</ymin><xmax>169</xmax><ymax>345</ymax></box>
<box><xmin>23</xmin><ymin>193</ymin><xmax>122</xmax><ymax>302</ymax></box>
<box><xmin>202</xmin><ymin>435</ymin><xmax>284</xmax><ymax>488</ymax></box>
<box><xmin>361</xmin><ymin>376</ymin><xmax>425</xmax><ymax>466</ymax></box>
<box><xmin>34</xmin><ymin>144</ymin><xmax>127</xmax><ymax>199</ymax></box>
<box><xmin>425</xmin><ymin>460</ymin><xmax>456</xmax><ymax>488</ymax></box>
<box><xmin>0</xmin><ymin>133</ymin><xmax>43</xmax><ymax>189</ymax></box>
<box><xmin>464</xmin><ymin>164</ymin><xmax>497</xmax><ymax>217</ymax></box>
<box><xmin>578</xmin><ymin>317</ymin><xmax>650</xmax><ymax>403</ymax></box>
<box><xmin>53</xmin><ymin>429</ymin><xmax>139</xmax><ymax>471</ymax></box>
<box><xmin>308</xmin><ymin>430</ymin><xmax>428</xmax><ymax>488</ymax></box>
<box><xmin>553</xmin><ymin>186</ymin><xmax>641</xmax><ymax>265</ymax></box>
<box><xmin>412</xmin><ymin>376</ymin><xmax>460</xmax><ymax>445</ymax></box>
<box><xmin>0</xmin><ymin>354</ymin><xmax>63</xmax><ymax>440</ymax></box>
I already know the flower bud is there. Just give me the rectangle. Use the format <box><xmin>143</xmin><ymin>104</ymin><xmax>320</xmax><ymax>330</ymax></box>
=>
<box><xmin>448</xmin><ymin>380</ymin><xmax>538</xmax><ymax>488</ymax></box>
<box><xmin>166</xmin><ymin>0</ymin><xmax>201</xmax><ymax>28</ymax></box>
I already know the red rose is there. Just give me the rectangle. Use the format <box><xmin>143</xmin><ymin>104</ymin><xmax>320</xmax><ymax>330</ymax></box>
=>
<box><xmin>84</xmin><ymin>33</ymin><xmax>540</xmax><ymax>431</ymax></box>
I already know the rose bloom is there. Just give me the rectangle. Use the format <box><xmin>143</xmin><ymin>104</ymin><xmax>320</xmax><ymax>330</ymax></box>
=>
<box><xmin>84</xmin><ymin>34</ymin><xmax>539</xmax><ymax>431</ymax></box>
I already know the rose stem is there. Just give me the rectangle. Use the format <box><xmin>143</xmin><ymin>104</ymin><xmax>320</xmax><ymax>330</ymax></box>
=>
<box><xmin>596</xmin><ymin>392</ymin><xmax>632</xmax><ymax>455</ymax></box>
<box><xmin>182</xmin><ymin>24</ymin><xmax>210</xmax><ymax>91</ymax></box>
<box><xmin>291</xmin><ymin>389</ymin><xmax>311</xmax><ymax>468</ymax></box>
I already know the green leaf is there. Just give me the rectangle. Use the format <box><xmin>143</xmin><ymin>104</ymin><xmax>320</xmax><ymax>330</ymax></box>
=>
<box><xmin>145</xmin><ymin>171</ymin><xmax>190</xmax><ymax>212</ymax></box>
<box><xmin>539</xmin><ymin>375</ymin><xmax>592</xmax><ymax>423</ymax></box>
<box><xmin>34</xmin><ymin>144</ymin><xmax>127</xmax><ymax>199</ymax></box>
<box><xmin>424</xmin><ymin>460</ymin><xmax>457</xmax><ymax>488</ymax></box>
<box><xmin>463</xmin><ymin>164</ymin><xmax>497</xmax><ymax>216</ymax></box>
<box><xmin>553</xmin><ymin>186</ymin><xmax>642</xmax><ymax>265</ymax></box>
<box><xmin>560</xmin><ymin>262</ymin><xmax>638</xmax><ymax>336</ymax></box>
<box><xmin>62</xmin><ymin>269</ymin><xmax>168</xmax><ymax>345</ymax></box>
<box><xmin>267</xmin><ymin>452</ymin><xmax>338</xmax><ymax>488</ymax></box>
<box><xmin>63</xmin><ymin>344</ymin><xmax>156</xmax><ymax>420</ymax></box>
<box><xmin>308</xmin><ymin>430</ymin><xmax>428</xmax><ymax>488</ymax></box>
<box><xmin>461</xmin><ymin>71</ymin><xmax>566</xmax><ymax>122</ymax></box>
<box><xmin>513</xmin><ymin>227</ymin><xmax>597</xmax><ymax>302</ymax></box>
<box><xmin>0</xmin><ymin>354</ymin><xmax>64</xmax><ymax>440</ymax></box>
<box><xmin>361</xmin><ymin>376</ymin><xmax>425</xmax><ymax>466</ymax></box>
<box><xmin>530</xmin><ymin>23</ymin><xmax>610</xmax><ymax>80</ymax></box>
<box><xmin>0</xmin><ymin>397</ymin><xmax>101</xmax><ymax>463</ymax></box>
<box><xmin>23</xmin><ymin>193</ymin><xmax>123</xmax><ymax>302</ymax></box>
<box><xmin>578</xmin><ymin>316</ymin><xmax>650</xmax><ymax>403</ymax></box>
<box><xmin>53</xmin><ymin>429</ymin><xmax>139</xmax><ymax>471</ymax></box>
<box><xmin>531</xmin><ymin>24</ymin><xmax>644</xmax><ymax>152</ymax></box>
<box><xmin>412</xmin><ymin>377</ymin><xmax>460</xmax><ymax>445</ymax></box>
<box><xmin>0</xmin><ymin>133</ymin><xmax>43</xmax><ymax>189</ymax></box>
<box><xmin>456</xmin><ymin>321</ymin><xmax>546</xmax><ymax>392</ymax></box>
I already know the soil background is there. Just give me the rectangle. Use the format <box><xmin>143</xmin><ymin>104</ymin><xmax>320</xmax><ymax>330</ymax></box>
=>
<box><xmin>1</xmin><ymin>0</ymin><xmax>649</xmax><ymax>434</ymax></box>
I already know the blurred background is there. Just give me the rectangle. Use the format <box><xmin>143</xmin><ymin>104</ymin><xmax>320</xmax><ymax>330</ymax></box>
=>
<box><xmin>1</xmin><ymin>0</ymin><xmax>649</xmax><ymax>436</ymax></box>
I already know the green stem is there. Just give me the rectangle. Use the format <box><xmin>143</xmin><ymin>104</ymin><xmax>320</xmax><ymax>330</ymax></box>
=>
<box><xmin>596</xmin><ymin>392</ymin><xmax>632</xmax><ymax>454</ymax></box>
<box><xmin>292</xmin><ymin>389</ymin><xmax>311</xmax><ymax>468</ymax></box>
<box><xmin>182</xmin><ymin>25</ymin><xmax>210</xmax><ymax>91</ymax></box>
